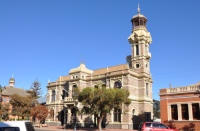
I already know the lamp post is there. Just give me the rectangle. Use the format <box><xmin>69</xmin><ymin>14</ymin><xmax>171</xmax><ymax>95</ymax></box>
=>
<box><xmin>63</xmin><ymin>105</ymin><xmax>66</xmax><ymax>130</ymax></box>
<box><xmin>73</xmin><ymin>102</ymin><xmax>78</xmax><ymax>131</ymax></box>
<box><xmin>0</xmin><ymin>94</ymin><xmax>2</xmax><ymax>121</ymax></box>
<box><xmin>62</xmin><ymin>88</ymin><xmax>69</xmax><ymax>130</ymax></box>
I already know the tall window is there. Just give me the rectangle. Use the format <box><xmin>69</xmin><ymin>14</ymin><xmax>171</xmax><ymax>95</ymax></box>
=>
<box><xmin>171</xmin><ymin>105</ymin><xmax>178</xmax><ymax>120</ymax></box>
<box><xmin>146</xmin><ymin>83</ymin><xmax>149</xmax><ymax>96</ymax></box>
<box><xmin>136</xmin><ymin>44</ymin><xmax>139</xmax><ymax>56</ymax></box>
<box><xmin>114</xmin><ymin>108</ymin><xmax>121</xmax><ymax>122</ymax></box>
<box><xmin>140</xmin><ymin>20</ymin><xmax>143</xmax><ymax>25</ymax></box>
<box><xmin>114</xmin><ymin>81</ymin><xmax>122</xmax><ymax>88</ymax></box>
<box><xmin>72</xmin><ymin>84</ymin><xmax>77</xmax><ymax>97</ymax></box>
<box><xmin>3</xmin><ymin>98</ymin><xmax>7</xmax><ymax>103</ymax></box>
<box><xmin>51</xmin><ymin>90</ymin><xmax>56</xmax><ymax>102</ymax></box>
<box><xmin>181</xmin><ymin>104</ymin><xmax>189</xmax><ymax>120</ymax></box>
<box><xmin>134</xmin><ymin>21</ymin><xmax>139</xmax><ymax>26</ymax></box>
<box><xmin>192</xmin><ymin>103</ymin><xmax>200</xmax><ymax>120</ymax></box>
<box><xmin>50</xmin><ymin>109</ymin><xmax>54</xmax><ymax>120</ymax></box>
<box><xmin>62</xmin><ymin>89</ymin><xmax>69</xmax><ymax>100</ymax></box>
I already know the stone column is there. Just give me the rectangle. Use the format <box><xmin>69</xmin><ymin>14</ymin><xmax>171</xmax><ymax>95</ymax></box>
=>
<box><xmin>167</xmin><ymin>105</ymin><xmax>171</xmax><ymax>120</ymax></box>
<box><xmin>63</xmin><ymin>107</ymin><xmax>66</xmax><ymax>129</ymax></box>
<box><xmin>111</xmin><ymin>110</ymin><xmax>113</xmax><ymax>122</ymax></box>
<box><xmin>188</xmin><ymin>103</ymin><xmax>193</xmax><ymax>120</ymax></box>
<box><xmin>177</xmin><ymin>104</ymin><xmax>182</xmax><ymax>121</ymax></box>
<box><xmin>67</xmin><ymin>108</ymin><xmax>71</xmax><ymax>124</ymax></box>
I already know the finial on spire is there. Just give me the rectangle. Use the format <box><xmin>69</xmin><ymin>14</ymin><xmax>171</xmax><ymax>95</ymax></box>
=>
<box><xmin>137</xmin><ymin>3</ymin><xmax>140</xmax><ymax>14</ymax></box>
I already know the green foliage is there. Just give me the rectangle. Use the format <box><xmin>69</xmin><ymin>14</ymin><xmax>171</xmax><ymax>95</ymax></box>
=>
<box><xmin>28</xmin><ymin>79</ymin><xmax>42</xmax><ymax>99</ymax></box>
<box><xmin>74</xmin><ymin>87</ymin><xmax>131</xmax><ymax>131</ymax></box>
<box><xmin>153</xmin><ymin>99</ymin><xmax>160</xmax><ymax>118</ymax></box>
<box><xmin>10</xmin><ymin>94</ymin><xmax>34</xmax><ymax>119</ymax></box>
<box><xmin>1</xmin><ymin>103</ymin><xmax>10</xmax><ymax>121</ymax></box>
<box><xmin>0</xmin><ymin>85</ymin><xmax>2</xmax><ymax>93</ymax></box>
<box><xmin>31</xmin><ymin>105</ymin><xmax>48</xmax><ymax>124</ymax></box>
<box><xmin>0</xmin><ymin>103</ymin><xmax>10</xmax><ymax>121</ymax></box>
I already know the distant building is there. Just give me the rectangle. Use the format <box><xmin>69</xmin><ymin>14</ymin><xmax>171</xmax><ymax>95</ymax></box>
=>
<box><xmin>159</xmin><ymin>82</ymin><xmax>200</xmax><ymax>130</ymax></box>
<box><xmin>1</xmin><ymin>77</ymin><xmax>29</xmax><ymax>120</ymax></box>
<box><xmin>46</xmin><ymin>6</ymin><xmax>153</xmax><ymax>130</ymax></box>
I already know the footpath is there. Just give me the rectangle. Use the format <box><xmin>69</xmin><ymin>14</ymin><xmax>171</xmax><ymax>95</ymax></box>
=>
<box><xmin>34</xmin><ymin>126</ymin><xmax>138</xmax><ymax>131</ymax></box>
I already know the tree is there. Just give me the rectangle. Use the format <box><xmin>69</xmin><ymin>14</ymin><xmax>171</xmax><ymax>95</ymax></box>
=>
<box><xmin>153</xmin><ymin>99</ymin><xmax>160</xmax><ymax>119</ymax></box>
<box><xmin>74</xmin><ymin>87</ymin><xmax>131</xmax><ymax>131</ymax></box>
<box><xmin>0</xmin><ymin>85</ymin><xmax>3</xmax><ymax>121</ymax></box>
<box><xmin>0</xmin><ymin>85</ymin><xmax>2</xmax><ymax>93</ymax></box>
<box><xmin>31</xmin><ymin>105</ymin><xmax>48</xmax><ymax>124</ymax></box>
<box><xmin>1</xmin><ymin>103</ymin><xmax>10</xmax><ymax>121</ymax></box>
<box><xmin>28</xmin><ymin>79</ymin><xmax>42</xmax><ymax>99</ymax></box>
<box><xmin>10</xmin><ymin>94</ymin><xmax>34</xmax><ymax>120</ymax></box>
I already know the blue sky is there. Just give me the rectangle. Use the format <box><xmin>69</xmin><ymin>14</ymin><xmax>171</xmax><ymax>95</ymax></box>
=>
<box><xmin>1</xmin><ymin>1</ymin><xmax>200</xmax><ymax>100</ymax></box>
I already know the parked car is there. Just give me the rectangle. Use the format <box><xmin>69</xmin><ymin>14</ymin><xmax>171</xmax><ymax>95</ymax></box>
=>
<box><xmin>0</xmin><ymin>121</ymin><xmax>35</xmax><ymax>131</ymax></box>
<box><xmin>138</xmin><ymin>122</ymin><xmax>179</xmax><ymax>131</ymax></box>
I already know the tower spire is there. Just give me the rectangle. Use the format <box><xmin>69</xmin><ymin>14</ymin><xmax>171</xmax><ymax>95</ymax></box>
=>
<box><xmin>137</xmin><ymin>3</ymin><xmax>140</xmax><ymax>14</ymax></box>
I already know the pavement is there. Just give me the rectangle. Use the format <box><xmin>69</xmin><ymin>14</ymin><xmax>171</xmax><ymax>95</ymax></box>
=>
<box><xmin>34</xmin><ymin>126</ymin><xmax>138</xmax><ymax>131</ymax></box>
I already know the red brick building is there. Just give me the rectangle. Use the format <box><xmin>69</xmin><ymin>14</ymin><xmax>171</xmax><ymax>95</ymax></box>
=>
<box><xmin>159</xmin><ymin>82</ymin><xmax>200</xmax><ymax>130</ymax></box>
<box><xmin>1</xmin><ymin>77</ymin><xmax>29</xmax><ymax>120</ymax></box>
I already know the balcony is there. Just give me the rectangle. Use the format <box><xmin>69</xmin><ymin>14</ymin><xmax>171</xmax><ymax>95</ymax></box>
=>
<box><xmin>146</xmin><ymin>52</ymin><xmax>151</xmax><ymax>58</ymax></box>
<box><xmin>64</xmin><ymin>97</ymin><xmax>75</xmax><ymax>102</ymax></box>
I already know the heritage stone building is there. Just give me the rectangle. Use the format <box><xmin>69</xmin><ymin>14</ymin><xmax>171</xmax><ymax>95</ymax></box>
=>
<box><xmin>46</xmin><ymin>6</ymin><xmax>153</xmax><ymax>130</ymax></box>
<box><xmin>160</xmin><ymin>83</ymin><xmax>200</xmax><ymax>130</ymax></box>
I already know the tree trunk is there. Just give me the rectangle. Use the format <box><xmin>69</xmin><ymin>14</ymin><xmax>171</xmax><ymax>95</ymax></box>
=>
<box><xmin>98</xmin><ymin>114</ymin><xmax>105</xmax><ymax>131</ymax></box>
<box><xmin>98</xmin><ymin>117</ymin><xmax>102</xmax><ymax>131</ymax></box>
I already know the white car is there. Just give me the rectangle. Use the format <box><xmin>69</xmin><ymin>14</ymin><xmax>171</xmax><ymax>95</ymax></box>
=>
<box><xmin>0</xmin><ymin>121</ymin><xmax>35</xmax><ymax>131</ymax></box>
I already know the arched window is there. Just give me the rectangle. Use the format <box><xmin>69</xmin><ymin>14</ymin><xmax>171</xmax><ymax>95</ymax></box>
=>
<box><xmin>140</xmin><ymin>20</ymin><xmax>143</xmax><ymax>25</ymax></box>
<box><xmin>62</xmin><ymin>89</ymin><xmax>69</xmax><ymax>100</ymax></box>
<box><xmin>102</xmin><ymin>84</ymin><xmax>106</xmax><ymax>89</ymax></box>
<box><xmin>132</xmin><ymin>109</ymin><xmax>135</xmax><ymax>115</ymax></box>
<box><xmin>94</xmin><ymin>85</ymin><xmax>98</xmax><ymax>89</ymax></box>
<box><xmin>72</xmin><ymin>84</ymin><xmax>77</xmax><ymax>97</ymax></box>
<box><xmin>50</xmin><ymin>109</ymin><xmax>54</xmax><ymax>120</ymax></box>
<box><xmin>113</xmin><ymin>108</ymin><xmax>121</xmax><ymax>122</ymax></box>
<box><xmin>134</xmin><ymin>21</ymin><xmax>139</xmax><ymax>26</ymax></box>
<box><xmin>114</xmin><ymin>81</ymin><xmax>122</xmax><ymax>88</ymax></box>
<box><xmin>51</xmin><ymin>90</ymin><xmax>56</xmax><ymax>102</ymax></box>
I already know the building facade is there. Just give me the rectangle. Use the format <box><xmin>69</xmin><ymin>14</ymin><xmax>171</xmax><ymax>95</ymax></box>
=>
<box><xmin>160</xmin><ymin>83</ymin><xmax>200</xmax><ymax>130</ymax></box>
<box><xmin>1</xmin><ymin>77</ymin><xmax>29</xmax><ymax>120</ymax></box>
<box><xmin>46</xmin><ymin>6</ymin><xmax>153</xmax><ymax>130</ymax></box>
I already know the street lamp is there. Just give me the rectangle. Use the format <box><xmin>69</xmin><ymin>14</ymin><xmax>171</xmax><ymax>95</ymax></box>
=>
<box><xmin>62</xmin><ymin>88</ymin><xmax>69</xmax><ymax>130</ymax></box>
<box><xmin>0</xmin><ymin>94</ymin><xmax>2</xmax><ymax>121</ymax></box>
<box><xmin>73</xmin><ymin>102</ymin><xmax>78</xmax><ymax>131</ymax></box>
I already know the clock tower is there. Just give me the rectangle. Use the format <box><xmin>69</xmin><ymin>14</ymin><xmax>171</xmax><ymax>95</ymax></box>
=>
<box><xmin>128</xmin><ymin>4</ymin><xmax>152</xmax><ymax>76</ymax></box>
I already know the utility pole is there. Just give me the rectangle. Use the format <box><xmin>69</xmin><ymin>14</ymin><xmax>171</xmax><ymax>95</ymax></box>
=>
<box><xmin>0</xmin><ymin>95</ymin><xmax>2</xmax><ymax>121</ymax></box>
<box><xmin>0</xmin><ymin>85</ymin><xmax>2</xmax><ymax>121</ymax></box>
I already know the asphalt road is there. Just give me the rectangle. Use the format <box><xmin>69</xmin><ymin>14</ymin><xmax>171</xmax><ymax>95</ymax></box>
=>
<box><xmin>35</xmin><ymin>129</ymin><xmax>49</xmax><ymax>131</ymax></box>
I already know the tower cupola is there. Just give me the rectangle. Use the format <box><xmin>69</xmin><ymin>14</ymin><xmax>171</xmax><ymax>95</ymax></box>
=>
<box><xmin>131</xmin><ymin>4</ymin><xmax>147</xmax><ymax>31</ymax></box>
<box><xmin>9</xmin><ymin>76</ymin><xmax>15</xmax><ymax>87</ymax></box>
<box><xmin>128</xmin><ymin>4</ymin><xmax>152</xmax><ymax>74</ymax></box>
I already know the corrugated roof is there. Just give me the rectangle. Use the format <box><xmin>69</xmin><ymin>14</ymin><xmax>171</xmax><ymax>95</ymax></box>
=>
<box><xmin>93</xmin><ymin>64</ymin><xmax>128</xmax><ymax>75</ymax></box>
<box><xmin>2</xmin><ymin>86</ymin><xmax>29</xmax><ymax>97</ymax></box>
<box><xmin>53</xmin><ymin>64</ymin><xmax>128</xmax><ymax>82</ymax></box>
<box><xmin>56</xmin><ymin>75</ymin><xmax>70</xmax><ymax>82</ymax></box>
